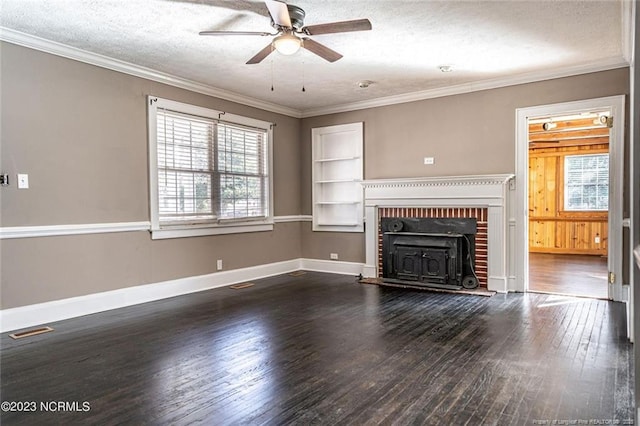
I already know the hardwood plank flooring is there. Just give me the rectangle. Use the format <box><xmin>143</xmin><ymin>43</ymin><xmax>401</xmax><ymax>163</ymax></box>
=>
<box><xmin>0</xmin><ymin>272</ymin><xmax>633</xmax><ymax>425</ymax></box>
<box><xmin>529</xmin><ymin>253</ymin><xmax>608</xmax><ymax>299</ymax></box>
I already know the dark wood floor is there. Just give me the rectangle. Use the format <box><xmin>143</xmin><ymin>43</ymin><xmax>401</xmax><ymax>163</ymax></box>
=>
<box><xmin>529</xmin><ymin>253</ymin><xmax>609</xmax><ymax>299</ymax></box>
<box><xmin>1</xmin><ymin>272</ymin><xmax>633</xmax><ymax>425</ymax></box>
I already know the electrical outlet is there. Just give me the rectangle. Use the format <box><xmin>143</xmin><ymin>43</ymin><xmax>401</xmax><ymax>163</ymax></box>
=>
<box><xmin>423</xmin><ymin>157</ymin><xmax>435</xmax><ymax>165</ymax></box>
<box><xmin>330</xmin><ymin>253</ymin><xmax>338</xmax><ymax>260</ymax></box>
<box><xmin>216</xmin><ymin>259</ymin><xmax>223</xmax><ymax>270</ymax></box>
<box><xmin>594</xmin><ymin>235</ymin><xmax>601</xmax><ymax>244</ymax></box>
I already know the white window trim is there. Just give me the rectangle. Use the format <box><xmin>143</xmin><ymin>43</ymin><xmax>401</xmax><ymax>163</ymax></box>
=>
<box><xmin>148</xmin><ymin>96</ymin><xmax>274</xmax><ymax>239</ymax></box>
<box><xmin>563</xmin><ymin>153</ymin><xmax>609</xmax><ymax>212</ymax></box>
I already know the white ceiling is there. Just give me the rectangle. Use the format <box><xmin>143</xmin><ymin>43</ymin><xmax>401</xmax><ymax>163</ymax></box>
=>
<box><xmin>0</xmin><ymin>0</ymin><xmax>630</xmax><ymax>116</ymax></box>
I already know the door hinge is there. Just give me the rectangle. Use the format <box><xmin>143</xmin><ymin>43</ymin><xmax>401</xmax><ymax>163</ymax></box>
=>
<box><xmin>608</xmin><ymin>271</ymin><xmax>616</xmax><ymax>284</ymax></box>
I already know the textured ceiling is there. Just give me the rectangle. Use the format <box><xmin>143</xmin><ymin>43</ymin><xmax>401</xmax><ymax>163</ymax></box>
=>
<box><xmin>0</xmin><ymin>0</ymin><xmax>628</xmax><ymax>115</ymax></box>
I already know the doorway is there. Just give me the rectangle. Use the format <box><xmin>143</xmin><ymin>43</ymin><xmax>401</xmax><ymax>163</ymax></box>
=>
<box><xmin>527</xmin><ymin>110</ymin><xmax>611</xmax><ymax>298</ymax></box>
<box><xmin>514</xmin><ymin>95</ymin><xmax>625</xmax><ymax>302</ymax></box>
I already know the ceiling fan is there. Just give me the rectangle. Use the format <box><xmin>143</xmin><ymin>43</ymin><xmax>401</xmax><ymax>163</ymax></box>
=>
<box><xmin>199</xmin><ymin>0</ymin><xmax>372</xmax><ymax>64</ymax></box>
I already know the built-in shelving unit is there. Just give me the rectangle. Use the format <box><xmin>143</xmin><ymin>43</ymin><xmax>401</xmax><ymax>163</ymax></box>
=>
<box><xmin>311</xmin><ymin>122</ymin><xmax>364</xmax><ymax>232</ymax></box>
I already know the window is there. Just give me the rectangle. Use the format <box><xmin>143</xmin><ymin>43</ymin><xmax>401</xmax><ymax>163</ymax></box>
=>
<box><xmin>148</xmin><ymin>97</ymin><xmax>273</xmax><ymax>239</ymax></box>
<box><xmin>563</xmin><ymin>153</ymin><xmax>609</xmax><ymax>211</ymax></box>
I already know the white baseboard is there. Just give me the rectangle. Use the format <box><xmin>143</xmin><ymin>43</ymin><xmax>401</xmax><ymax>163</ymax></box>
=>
<box><xmin>0</xmin><ymin>258</ymin><xmax>365</xmax><ymax>333</ymax></box>
<box><xmin>300</xmin><ymin>258</ymin><xmax>365</xmax><ymax>276</ymax></box>
<box><xmin>361</xmin><ymin>264</ymin><xmax>377</xmax><ymax>278</ymax></box>
<box><xmin>507</xmin><ymin>276</ymin><xmax>519</xmax><ymax>292</ymax></box>
<box><xmin>1</xmin><ymin>259</ymin><xmax>300</xmax><ymax>332</ymax></box>
<box><xmin>488</xmin><ymin>276</ymin><xmax>508</xmax><ymax>293</ymax></box>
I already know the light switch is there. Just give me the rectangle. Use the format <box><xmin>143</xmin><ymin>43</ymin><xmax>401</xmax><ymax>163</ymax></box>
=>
<box><xmin>17</xmin><ymin>174</ymin><xmax>29</xmax><ymax>189</ymax></box>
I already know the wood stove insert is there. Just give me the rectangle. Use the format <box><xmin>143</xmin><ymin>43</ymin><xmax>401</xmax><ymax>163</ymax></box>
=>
<box><xmin>381</xmin><ymin>217</ymin><xmax>478</xmax><ymax>290</ymax></box>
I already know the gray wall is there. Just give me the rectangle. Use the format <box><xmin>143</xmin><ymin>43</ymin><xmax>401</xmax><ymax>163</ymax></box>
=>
<box><xmin>0</xmin><ymin>41</ymin><xmax>631</xmax><ymax>310</ymax></box>
<box><xmin>0</xmin><ymin>43</ymin><xmax>302</xmax><ymax>308</ymax></box>
<box><xmin>300</xmin><ymin>68</ymin><xmax>630</xmax><ymax>263</ymax></box>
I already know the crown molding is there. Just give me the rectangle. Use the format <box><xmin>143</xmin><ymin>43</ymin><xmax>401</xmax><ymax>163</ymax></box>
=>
<box><xmin>1</xmin><ymin>27</ymin><xmax>630</xmax><ymax>121</ymax></box>
<box><xmin>300</xmin><ymin>57</ymin><xmax>630</xmax><ymax>118</ymax></box>
<box><xmin>0</xmin><ymin>27</ymin><xmax>302</xmax><ymax>119</ymax></box>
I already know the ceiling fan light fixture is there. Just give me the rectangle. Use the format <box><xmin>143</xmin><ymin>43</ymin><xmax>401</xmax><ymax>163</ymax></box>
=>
<box><xmin>273</xmin><ymin>34</ymin><xmax>301</xmax><ymax>55</ymax></box>
<box><xmin>200</xmin><ymin>3</ymin><xmax>372</xmax><ymax>64</ymax></box>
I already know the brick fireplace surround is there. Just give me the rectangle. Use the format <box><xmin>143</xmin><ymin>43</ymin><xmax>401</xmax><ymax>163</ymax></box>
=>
<box><xmin>362</xmin><ymin>175</ymin><xmax>515</xmax><ymax>293</ymax></box>
<box><xmin>378</xmin><ymin>207</ymin><xmax>488</xmax><ymax>287</ymax></box>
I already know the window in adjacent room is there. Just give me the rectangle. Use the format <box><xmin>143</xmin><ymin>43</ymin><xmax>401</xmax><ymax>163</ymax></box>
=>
<box><xmin>563</xmin><ymin>153</ymin><xmax>609</xmax><ymax>211</ymax></box>
<box><xmin>148</xmin><ymin>96</ymin><xmax>273</xmax><ymax>239</ymax></box>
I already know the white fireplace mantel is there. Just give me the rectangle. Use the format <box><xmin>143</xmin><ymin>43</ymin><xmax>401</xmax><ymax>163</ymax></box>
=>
<box><xmin>362</xmin><ymin>174</ymin><xmax>515</xmax><ymax>293</ymax></box>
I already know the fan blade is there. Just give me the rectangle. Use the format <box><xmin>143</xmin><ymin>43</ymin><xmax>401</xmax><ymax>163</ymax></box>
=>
<box><xmin>302</xmin><ymin>38</ymin><xmax>342</xmax><ymax>63</ymax></box>
<box><xmin>303</xmin><ymin>19</ymin><xmax>372</xmax><ymax>35</ymax></box>
<box><xmin>199</xmin><ymin>30</ymin><xmax>274</xmax><ymax>36</ymax></box>
<box><xmin>246</xmin><ymin>43</ymin><xmax>274</xmax><ymax>64</ymax></box>
<box><xmin>265</xmin><ymin>0</ymin><xmax>292</xmax><ymax>28</ymax></box>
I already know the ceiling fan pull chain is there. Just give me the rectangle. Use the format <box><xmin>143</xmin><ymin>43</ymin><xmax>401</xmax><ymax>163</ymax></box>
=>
<box><xmin>271</xmin><ymin>59</ymin><xmax>274</xmax><ymax>91</ymax></box>
<box><xmin>302</xmin><ymin>61</ymin><xmax>306</xmax><ymax>92</ymax></box>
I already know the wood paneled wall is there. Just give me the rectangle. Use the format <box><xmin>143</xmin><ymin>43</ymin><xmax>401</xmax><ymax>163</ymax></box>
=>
<box><xmin>529</xmin><ymin>143</ymin><xmax>608</xmax><ymax>255</ymax></box>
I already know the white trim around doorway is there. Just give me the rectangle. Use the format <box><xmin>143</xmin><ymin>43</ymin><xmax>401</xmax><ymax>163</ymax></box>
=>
<box><xmin>515</xmin><ymin>95</ymin><xmax>626</xmax><ymax>300</ymax></box>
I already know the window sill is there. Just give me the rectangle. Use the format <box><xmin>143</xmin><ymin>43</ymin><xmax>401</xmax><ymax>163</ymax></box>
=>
<box><xmin>150</xmin><ymin>221</ymin><xmax>274</xmax><ymax>240</ymax></box>
<box><xmin>557</xmin><ymin>210</ymin><xmax>608</xmax><ymax>219</ymax></box>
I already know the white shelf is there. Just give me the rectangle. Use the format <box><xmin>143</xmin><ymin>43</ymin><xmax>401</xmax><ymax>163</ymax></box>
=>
<box><xmin>312</xmin><ymin>122</ymin><xmax>364</xmax><ymax>233</ymax></box>
<box><xmin>316</xmin><ymin>221</ymin><xmax>360</xmax><ymax>227</ymax></box>
<box><xmin>314</xmin><ymin>156</ymin><xmax>361</xmax><ymax>163</ymax></box>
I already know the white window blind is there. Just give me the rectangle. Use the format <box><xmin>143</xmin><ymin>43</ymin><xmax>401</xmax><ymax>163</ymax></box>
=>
<box><xmin>149</xmin><ymin>97</ymin><xmax>272</xmax><ymax>238</ymax></box>
<box><xmin>157</xmin><ymin>109</ymin><xmax>215</xmax><ymax>223</ymax></box>
<box><xmin>217</xmin><ymin>122</ymin><xmax>269</xmax><ymax>220</ymax></box>
<box><xmin>564</xmin><ymin>153</ymin><xmax>609</xmax><ymax>211</ymax></box>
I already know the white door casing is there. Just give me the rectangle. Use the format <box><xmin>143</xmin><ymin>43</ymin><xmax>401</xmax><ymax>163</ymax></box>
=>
<box><xmin>515</xmin><ymin>95</ymin><xmax>626</xmax><ymax>301</ymax></box>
